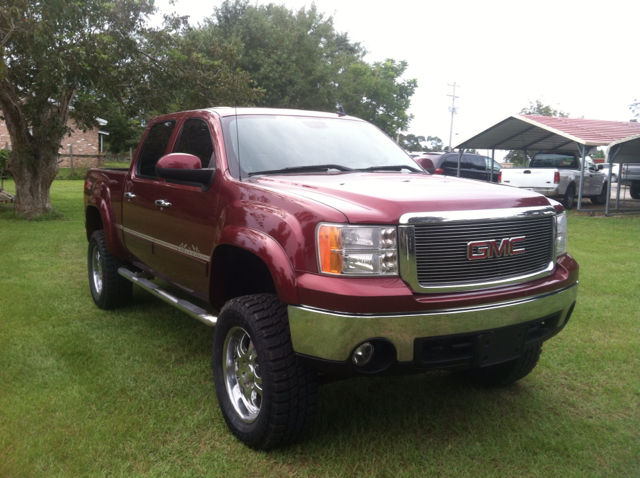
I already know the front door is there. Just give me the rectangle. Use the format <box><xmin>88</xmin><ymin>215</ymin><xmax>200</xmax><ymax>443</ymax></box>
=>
<box><xmin>122</xmin><ymin>115</ymin><xmax>219</xmax><ymax>297</ymax></box>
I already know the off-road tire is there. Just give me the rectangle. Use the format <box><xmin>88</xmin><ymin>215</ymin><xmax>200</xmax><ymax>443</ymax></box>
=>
<box><xmin>460</xmin><ymin>343</ymin><xmax>542</xmax><ymax>387</ymax></box>
<box><xmin>590</xmin><ymin>182</ymin><xmax>608</xmax><ymax>205</ymax></box>
<box><xmin>88</xmin><ymin>230</ymin><xmax>132</xmax><ymax>309</ymax></box>
<box><xmin>212</xmin><ymin>294</ymin><xmax>318</xmax><ymax>450</ymax></box>
<box><xmin>563</xmin><ymin>184</ymin><xmax>576</xmax><ymax>210</ymax></box>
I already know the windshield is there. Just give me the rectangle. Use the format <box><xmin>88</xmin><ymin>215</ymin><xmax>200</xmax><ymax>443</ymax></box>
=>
<box><xmin>220</xmin><ymin>114</ymin><xmax>420</xmax><ymax>178</ymax></box>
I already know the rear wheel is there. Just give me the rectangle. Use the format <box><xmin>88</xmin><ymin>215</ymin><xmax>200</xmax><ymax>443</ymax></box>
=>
<box><xmin>212</xmin><ymin>294</ymin><xmax>317</xmax><ymax>450</ymax></box>
<box><xmin>630</xmin><ymin>181</ymin><xmax>640</xmax><ymax>200</ymax></box>
<box><xmin>590</xmin><ymin>182</ymin><xmax>608</xmax><ymax>205</ymax></box>
<box><xmin>88</xmin><ymin>230</ymin><xmax>132</xmax><ymax>309</ymax></box>
<box><xmin>460</xmin><ymin>343</ymin><xmax>542</xmax><ymax>387</ymax></box>
<box><xmin>563</xmin><ymin>184</ymin><xmax>576</xmax><ymax>210</ymax></box>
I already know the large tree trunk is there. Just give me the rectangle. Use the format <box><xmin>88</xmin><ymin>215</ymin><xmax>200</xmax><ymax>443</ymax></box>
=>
<box><xmin>8</xmin><ymin>149</ymin><xmax>59</xmax><ymax>219</ymax></box>
<box><xmin>1</xmin><ymin>77</ymin><xmax>73</xmax><ymax>219</ymax></box>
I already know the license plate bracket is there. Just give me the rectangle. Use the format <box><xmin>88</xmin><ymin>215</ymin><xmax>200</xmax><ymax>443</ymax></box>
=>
<box><xmin>474</xmin><ymin>325</ymin><xmax>527</xmax><ymax>368</ymax></box>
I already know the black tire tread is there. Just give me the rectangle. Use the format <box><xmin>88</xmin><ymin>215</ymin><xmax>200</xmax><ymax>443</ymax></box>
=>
<box><xmin>214</xmin><ymin>294</ymin><xmax>317</xmax><ymax>450</ymax></box>
<box><xmin>88</xmin><ymin>230</ymin><xmax>132</xmax><ymax>309</ymax></box>
<box><xmin>590</xmin><ymin>182</ymin><xmax>608</xmax><ymax>205</ymax></box>
<box><xmin>563</xmin><ymin>184</ymin><xmax>576</xmax><ymax>210</ymax></box>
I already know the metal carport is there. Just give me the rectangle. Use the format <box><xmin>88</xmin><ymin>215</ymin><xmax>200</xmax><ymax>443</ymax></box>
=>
<box><xmin>454</xmin><ymin>115</ymin><xmax>640</xmax><ymax>213</ymax></box>
<box><xmin>605</xmin><ymin>134</ymin><xmax>640</xmax><ymax>215</ymax></box>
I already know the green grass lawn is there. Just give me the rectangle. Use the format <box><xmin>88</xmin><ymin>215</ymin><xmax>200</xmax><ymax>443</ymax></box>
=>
<box><xmin>1</xmin><ymin>179</ymin><xmax>639</xmax><ymax>477</ymax></box>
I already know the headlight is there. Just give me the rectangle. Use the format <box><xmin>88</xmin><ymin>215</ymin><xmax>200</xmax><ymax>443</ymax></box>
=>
<box><xmin>317</xmin><ymin>224</ymin><xmax>398</xmax><ymax>275</ymax></box>
<box><xmin>555</xmin><ymin>212</ymin><xmax>568</xmax><ymax>256</ymax></box>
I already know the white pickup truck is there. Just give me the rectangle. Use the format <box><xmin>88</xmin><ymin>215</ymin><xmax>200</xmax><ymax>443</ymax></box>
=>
<box><xmin>621</xmin><ymin>163</ymin><xmax>640</xmax><ymax>199</ymax></box>
<box><xmin>499</xmin><ymin>152</ymin><xmax>608</xmax><ymax>209</ymax></box>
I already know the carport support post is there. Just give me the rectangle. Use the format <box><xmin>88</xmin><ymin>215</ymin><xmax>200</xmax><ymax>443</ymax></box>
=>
<box><xmin>491</xmin><ymin>150</ymin><xmax>495</xmax><ymax>182</ymax></box>
<box><xmin>456</xmin><ymin>149</ymin><xmax>464</xmax><ymax>177</ymax></box>
<box><xmin>607</xmin><ymin>145</ymin><xmax>622</xmax><ymax>215</ymax></box>
<box><xmin>577</xmin><ymin>143</ymin><xmax>587</xmax><ymax>211</ymax></box>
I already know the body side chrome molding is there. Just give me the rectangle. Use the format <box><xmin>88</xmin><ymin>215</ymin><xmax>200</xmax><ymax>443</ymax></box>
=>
<box><xmin>115</xmin><ymin>224</ymin><xmax>211</xmax><ymax>262</ymax></box>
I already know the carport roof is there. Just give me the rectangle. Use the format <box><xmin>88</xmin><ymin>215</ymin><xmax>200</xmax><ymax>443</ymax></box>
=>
<box><xmin>608</xmin><ymin>134</ymin><xmax>640</xmax><ymax>163</ymax></box>
<box><xmin>455</xmin><ymin>115</ymin><xmax>640</xmax><ymax>152</ymax></box>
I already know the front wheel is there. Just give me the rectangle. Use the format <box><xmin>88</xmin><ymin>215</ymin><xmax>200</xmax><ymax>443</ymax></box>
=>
<box><xmin>590</xmin><ymin>182</ymin><xmax>608</xmax><ymax>205</ymax></box>
<box><xmin>563</xmin><ymin>184</ymin><xmax>576</xmax><ymax>210</ymax></box>
<box><xmin>212</xmin><ymin>294</ymin><xmax>317</xmax><ymax>450</ymax></box>
<box><xmin>88</xmin><ymin>230</ymin><xmax>132</xmax><ymax>309</ymax></box>
<box><xmin>630</xmin><ymin>181</ymin><xmax>640</xmax><ymax>200</ymax></box>
<box><xmin>459</xmin><ymin>343</ymin><xmax>542</xmax><ymax>387</ymax></box>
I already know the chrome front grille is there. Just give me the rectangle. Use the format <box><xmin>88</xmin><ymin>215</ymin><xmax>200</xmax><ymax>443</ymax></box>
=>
<box><xmin>398</xmin><ymin>207</ymin><xmax>556</xmax><ymax>293</ymax></box>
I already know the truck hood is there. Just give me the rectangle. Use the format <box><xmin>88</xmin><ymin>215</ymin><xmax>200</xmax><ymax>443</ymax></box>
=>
<box><xmin>251</xmin><ymin>173</ymin><xmax>553</xmax><ymax>223</ymax></box>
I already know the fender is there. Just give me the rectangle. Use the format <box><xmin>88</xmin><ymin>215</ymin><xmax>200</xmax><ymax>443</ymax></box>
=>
<box><xmin>216</xmin><ymin>225</ymin><xmax>299</xmax><ymax>305</ymax></box>
<box><xmin>85</xmin><ymin>184</ymin><xmax>128</xmax><ymax>259</ymax></box>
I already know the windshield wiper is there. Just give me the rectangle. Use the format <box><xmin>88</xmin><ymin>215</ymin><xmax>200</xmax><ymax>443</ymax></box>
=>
<box><xmin>248</xmin><ymin>164</ymin><xmax>354</xmax><ymax>176</ymax></box>
<box><xmin>357</xmin><ymin>165</ymin><xmax>421</xmax><ymax>173</ymax></box>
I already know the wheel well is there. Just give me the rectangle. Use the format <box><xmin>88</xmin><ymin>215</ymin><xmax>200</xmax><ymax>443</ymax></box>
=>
<box><xmin>209</xmin><ymin>245</ymin><xmax>277</xmax><ymax>310</ymax></box>
<box><xmin>85</xmin><ymin>206</ymin><xmax>103</xmax><ymax>240</ymax></box>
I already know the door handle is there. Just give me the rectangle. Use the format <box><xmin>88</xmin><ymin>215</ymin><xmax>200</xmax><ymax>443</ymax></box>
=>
<box><xmin>155</xmin><ymin>199</ymin><xmax>172</xmax><ymax>208</ymax></box>
<box><xmin>124</xmin><ymin>192</ymin><xmax>136</xmax><ymax>199</ymax></box>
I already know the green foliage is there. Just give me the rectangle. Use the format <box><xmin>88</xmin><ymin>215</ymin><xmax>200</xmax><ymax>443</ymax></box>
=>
<box><xmin>0</xmin><ymin>0</ymin><xmax>256</xmax><ymax>217</ymax></box>
<box><xmin>100</xmin><ymin>103</ymin><xmax>144</xmax><ymax>154</ymax></box>
<box><xmin>630</xmin><ymin>98</ymin><xmax>639</xmax><ymax>118</ymax></box>
<box><xmin>506</xmin><ymin>100</ymin><xmax>570</xmax><ymax>165</ymax></box>
<box><xmin>520</xmin><ymin>99</ymin><xmax>569</xmax><ymax>117</ymax></box>
<box><xmin>198</xmin><ymin>1</ymin><xmax>416</xmax><ymax>136</ymax></box>
<box><xmin>592</xmin><ymin>148</ymin><xmax>605</xmax><ymax>159</ymax></box>
<box><xmin>0</xmin><ymin>148</ymin><xmax>9</xmax><ymax>172</ymax></box>
<box><xmin>398</xmin><ymin>134</ymin><xmax>426</xmax><ymax>151</ymax></box>
<box><xmin>399</xmin><ymin>134</ymin><xmax>444</xmax><ymax>152</ymax></box>
<box><xmin>337</xmin><ymin>59</ymin><xmax>416</xmax><ymax>136</ymax></box>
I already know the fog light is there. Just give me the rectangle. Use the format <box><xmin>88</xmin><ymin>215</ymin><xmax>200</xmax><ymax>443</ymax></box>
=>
<box><xmin>352</xmin><ymin>342</ymin><xmax>374</xmax><ymax>366</ymax></box>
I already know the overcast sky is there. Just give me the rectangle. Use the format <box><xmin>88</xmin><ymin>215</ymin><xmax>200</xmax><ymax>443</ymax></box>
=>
<box><xmin>154</xmin><ymin>0</ymin><xmax>639</xmax><ymax>154</ymax></box>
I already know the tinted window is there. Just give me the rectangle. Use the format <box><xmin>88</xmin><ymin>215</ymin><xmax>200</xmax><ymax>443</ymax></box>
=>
<box><xmin>442</xmin><ymin>156</ymin><xmax>460</xmax><ymax>169</ymax></box>
<box><xmin>137</xmin><ymin>121</ymin><xmax>176</xmax><ymax>177</ymax></box>
<box><xmin>174</xmin><ymin>119</ymin><xmax>215</xmax><ymax>168</ymax></box>
<box><xmin>468</xmin><ymin>156</ymin><xmax>486</xmax><ymax>171</ymax></box>
<box><xmin>485</xmin><ymin>157</ymin><xmax>501</xmax><ymax>171</ymax></box>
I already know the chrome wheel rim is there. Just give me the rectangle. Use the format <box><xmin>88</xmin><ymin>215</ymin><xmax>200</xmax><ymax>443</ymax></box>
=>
<box><xmin>91</xmin><ymin>245</ymin><xmax>103</xmax><ymax>295</ymax></box>
<box><xmin>222</xmin><ymin>326</ymin><xmax>262</xmax><ymax>423</ymax></box>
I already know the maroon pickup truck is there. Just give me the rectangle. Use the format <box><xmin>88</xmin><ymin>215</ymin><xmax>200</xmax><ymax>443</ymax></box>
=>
<box><xmin>84</xmin><ymin>107</ymin><xmax>579</xmax><ymax>449</ymax></box>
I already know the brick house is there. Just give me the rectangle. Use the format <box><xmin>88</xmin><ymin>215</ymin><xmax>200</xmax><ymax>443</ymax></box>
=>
<box><xmin>0</xmin><ymin>114</ymin><xmax>108</xmax><ymax>168</ymax></box>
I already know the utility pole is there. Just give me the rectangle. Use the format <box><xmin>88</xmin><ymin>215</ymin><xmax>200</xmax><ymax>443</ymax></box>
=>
<box><xmin>447</xmin><ymin>82</ymin><xmax>460</xmax><ymax>152</ymax></box>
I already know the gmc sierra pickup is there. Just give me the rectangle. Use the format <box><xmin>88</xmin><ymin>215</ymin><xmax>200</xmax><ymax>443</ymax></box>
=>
<box><xmin>84</xmin><ymin>107</ymin><xmax>579</xmax><ymax>449</ymax></box>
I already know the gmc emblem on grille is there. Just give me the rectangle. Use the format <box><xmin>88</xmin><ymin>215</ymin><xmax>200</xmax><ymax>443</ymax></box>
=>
<box><xmin>467</xmin><ymin>236</ymin><xmax>525</xmax><ymax>260</ymax></box>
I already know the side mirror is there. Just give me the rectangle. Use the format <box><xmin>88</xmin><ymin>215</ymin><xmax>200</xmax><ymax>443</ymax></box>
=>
<box><xmin>156</xmin><ymin>153</ymin><xmax>214</xmax><ymax>184</ymax></box>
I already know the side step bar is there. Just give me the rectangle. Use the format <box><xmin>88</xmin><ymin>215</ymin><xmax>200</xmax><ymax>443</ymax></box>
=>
<box><xmin>118</xmin><ymin>267</ymin><xmax>217</xmax><ymax>327</ymax></box>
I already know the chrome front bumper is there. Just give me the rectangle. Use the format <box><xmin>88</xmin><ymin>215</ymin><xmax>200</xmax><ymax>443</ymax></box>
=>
<box><xmin>288</xmin><ymin>282</ymin><xmax>578</xmax><ymax>362</ymax></box>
